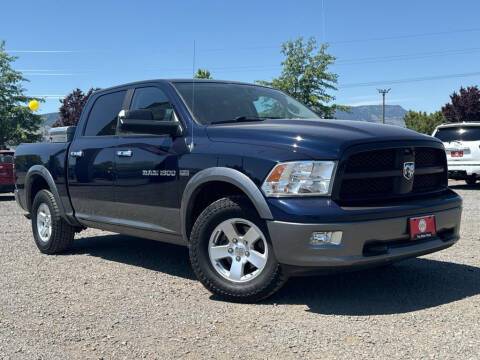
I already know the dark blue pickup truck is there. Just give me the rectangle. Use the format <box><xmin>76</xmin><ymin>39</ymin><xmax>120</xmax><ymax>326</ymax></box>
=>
<box><xmin>14</xmin><ymin>80</ymin><xmax>462</xmax><ymax>302</ymax></box>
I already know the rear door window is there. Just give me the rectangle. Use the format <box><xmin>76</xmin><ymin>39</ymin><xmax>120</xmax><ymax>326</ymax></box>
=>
<box><xmin>84</xmin><ymin>91</ymin><xmax>126</xmax><ymax>136</ymax></box>
<box><xmin>434</xmin><ymin>126</ymin><xmax>480</xmax><ymax>142</ymax></box>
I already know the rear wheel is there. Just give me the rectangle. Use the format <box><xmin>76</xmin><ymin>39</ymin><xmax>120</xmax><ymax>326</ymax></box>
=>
<box><xmin>32</xmin><ymin>190</ymin><xmax>75</xmax><ymax>254</ymax></box>
<box><xmin>189</xmin><ymin>196</ymin><xmax>287</xmax><ymax>302</ymax></box>
<box><xmin>465</xmin><ymin>176</ymin><xmax>477</xmax><ymax>185</ymax></box>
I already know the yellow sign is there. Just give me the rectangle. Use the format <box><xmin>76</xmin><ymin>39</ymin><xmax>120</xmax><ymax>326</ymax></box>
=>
<box><xmin>28</xmin><ymin>100</ymin><xmax>39</xmax><ymax>111</ymax></box>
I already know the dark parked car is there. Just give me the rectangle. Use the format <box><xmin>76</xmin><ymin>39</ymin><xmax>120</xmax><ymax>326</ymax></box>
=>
<box><xmin>14</xmin><ymin>80</ymin><xmax>462</xmax><ymax>302</ymax></box>
<box><xmin>0</xmin><ymin>150</ymin><xmax>15</xmax><ymax>193</ymax></box>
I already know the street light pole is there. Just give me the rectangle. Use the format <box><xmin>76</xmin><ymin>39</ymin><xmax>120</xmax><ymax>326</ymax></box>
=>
<box><xmin>377</xmin><ymin>88</ymin><xmax>391</xmax><ymax>124</ymax></box>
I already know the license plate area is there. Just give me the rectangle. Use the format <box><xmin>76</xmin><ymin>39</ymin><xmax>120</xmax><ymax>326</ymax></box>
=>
<box><xmin>409</xmin><ymin>215</ymin><xmax>436</xmax><ymax>240</ymax></box>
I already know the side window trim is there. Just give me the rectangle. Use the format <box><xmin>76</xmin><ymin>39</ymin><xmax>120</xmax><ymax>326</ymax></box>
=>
<box><xmin>123</xmin><ymin>88</ymin><xmax>134</xmax><ymax>110</ymax></box>
<box><xmin>115</xmin><ymin>88</ymin><xmax>135</xmax><ymax>136</ymax></box>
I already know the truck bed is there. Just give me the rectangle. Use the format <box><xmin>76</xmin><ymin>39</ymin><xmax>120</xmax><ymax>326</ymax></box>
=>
<box><xmin>14</xmin><ymin>142</ymin><xmax>71</xmax><ymax>213</ymax></box>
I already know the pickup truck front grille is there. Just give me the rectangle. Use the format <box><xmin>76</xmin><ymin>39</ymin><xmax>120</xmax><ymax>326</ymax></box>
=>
<box><xmin>346</xmin><ymin>150</ymin><xmax>395</xmax><ymax>171</ymax></box>
<box><xmin>335</xmin><ymin>146</ymin><xmax>447</xmax><ymax>203</ymax></box>
<box><xmin>413</xmin><ymin>172</ymin><xmax>444</xmax><ymax>191</ymax></box>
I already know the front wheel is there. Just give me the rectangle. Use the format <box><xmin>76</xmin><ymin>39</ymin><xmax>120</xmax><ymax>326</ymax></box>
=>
<box><xmin>189</xmin><ymin>196</ymin><xmax>287</xmax><ymax>302</ymax></box>
<box><xmin>465</xmin><ymin>176</ymin><xmax>477</xmax><ymax>185</ymax></box>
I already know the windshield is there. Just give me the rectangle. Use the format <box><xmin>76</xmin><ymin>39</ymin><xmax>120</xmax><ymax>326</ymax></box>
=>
<box><xmin>173</xmin><ymin>82</ymin><xmax>320</xmax><ymax>125</ymax></box>
<box><xmin>434</xmin><ymin>126</ymin><xmax>480</xmax><ymax>142</ymax></box>
<box><xmin>0</xmin><ymin>153</ymin><xmax>13</xmax><ymax>163</ymax></box>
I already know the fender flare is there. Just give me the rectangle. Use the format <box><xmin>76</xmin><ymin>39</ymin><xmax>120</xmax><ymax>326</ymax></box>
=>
<box><xmin>25</xmin><ymin>165</ymin><xmax>67</xmax><ymax>217</ymax></box>
<box><xmin>180</xmin><ymin>167</ymin><xmax>273</xmax><ymax>242</ymax></box>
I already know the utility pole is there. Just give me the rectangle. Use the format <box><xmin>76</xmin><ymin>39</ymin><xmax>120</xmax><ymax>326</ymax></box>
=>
<box><xmin>377</xmin><ymin>88</ymin><xmax>391</xmax><ymax>124</ymax></box>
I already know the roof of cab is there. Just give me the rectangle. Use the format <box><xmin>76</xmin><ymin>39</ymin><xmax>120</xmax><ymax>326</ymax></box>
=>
<box><xmin>436</xmin><ymin>122</ymin><xmax>480</xmax><ymax>128</ymax></box>
<box><xmin>91</xmin><ymin>79</ymin><xmax>268</xmax><ymax>95</ymax></box>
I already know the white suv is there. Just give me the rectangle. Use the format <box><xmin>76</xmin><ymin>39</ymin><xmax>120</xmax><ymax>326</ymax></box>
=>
<box><xmin>432</xmin><ymin>122</ymin><xmax>480</xmax><ymax>185</ymax></box>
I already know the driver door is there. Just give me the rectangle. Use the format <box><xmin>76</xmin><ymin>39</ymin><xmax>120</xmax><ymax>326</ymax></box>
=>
<box><xmin>112</xmin><ymin>85</ymin><xmax>182</xmax><ymax>235</ymax></box>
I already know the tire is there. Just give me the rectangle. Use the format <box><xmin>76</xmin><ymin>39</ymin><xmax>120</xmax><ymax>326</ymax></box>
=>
<box><xmin>31</xmin><ymin>189</ymin><xmax>75</xmax><ymax>254</ymax></box>
<box><xmin>465</xmin><ymin>176</ymin><xmax>477</xmax><ymax>185</ymax></box>
<box><xmin>189</xmin><ymin>196</ymin><xmax>287</xmax><ymax>302</ymax></box>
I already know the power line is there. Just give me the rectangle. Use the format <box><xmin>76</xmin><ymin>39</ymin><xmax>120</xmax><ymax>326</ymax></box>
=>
<box><xmin>340</xmin><ymin>71</ymin><xmax>480</xmax><ymax>89</ymax></box>
<box><xmin>335</xmin><ymin>47</ymin><xmax>480</xmax><ymax>66</ymax></box>
<box><xmin>198</xmin><ymin>27</ymin><xmax>480</xmax><ymax>53</ymax></box>
<box><xmin>142</xmin><ymin>46</ymin><xmax>480</xmax><ymax>74</ymax></box>
<box><xmin>19</xmin><ymin>44</ymin><xmax>480</xmax><ymax>78</ymax></box>
<box><xmin>9</xmin><ymin>27</ymin><xmax>480</xmax><ymax>56</ymax></box>
<box><xmin>331</xmin><ymin>27</ymin><xmax>480</xmax><ymax>44</ymax></box>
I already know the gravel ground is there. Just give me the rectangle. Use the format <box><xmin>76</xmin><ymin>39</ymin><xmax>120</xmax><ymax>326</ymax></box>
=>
<box><xmin>0</xmin><ymin>180</ymin><xmax>479</xmax><ymax>360</ymax></box>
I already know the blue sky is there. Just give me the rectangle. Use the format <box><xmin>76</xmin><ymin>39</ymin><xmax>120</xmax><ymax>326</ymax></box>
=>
<box><xmin>2</xmin><ymin>0</ymin><xmax>480</xmax><ymax>114</ymax></box>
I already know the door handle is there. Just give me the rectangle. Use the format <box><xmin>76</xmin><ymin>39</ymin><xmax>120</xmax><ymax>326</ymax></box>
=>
<box><xmin>70</xmin><ymin>150</ymin><xmax>83</xmax><ymax>158</ymax></box>
<box><xmin>116</xmin><ymin>150</ymin><xmax>133</xmax><ymax>157</ymax></box>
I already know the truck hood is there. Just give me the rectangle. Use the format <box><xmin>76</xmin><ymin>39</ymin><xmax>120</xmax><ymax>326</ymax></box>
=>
<box><xmin>206</xmin><ymin>119</ymin><xmax>440</xmax><ymax>159</ymax></box>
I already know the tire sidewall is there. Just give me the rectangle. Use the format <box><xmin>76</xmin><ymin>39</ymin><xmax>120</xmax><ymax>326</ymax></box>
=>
<box><xmin>190</xmin><ymin>198</ymin><xmax>280</xmax><ymax>297</ymax></box>
<box><xmin>32</xmin><ymin>190</ymin><xmax>57</xmax><ymax>253</ymax></box>
<box><xmin>466</xmin><ymin>176</ymin><xmax>477</xmax><ymax>185</ymax></box>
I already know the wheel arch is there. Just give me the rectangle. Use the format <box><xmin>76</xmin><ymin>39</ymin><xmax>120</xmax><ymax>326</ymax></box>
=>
<box><xmin>25</xmin><ymin>166</ymin><xmax>60</xmax><ymax>212</ymax></box>
<box><xmin>181</xmin><ymin>167</ymin><xmax>273</xmax><ymax>242</ymax></box>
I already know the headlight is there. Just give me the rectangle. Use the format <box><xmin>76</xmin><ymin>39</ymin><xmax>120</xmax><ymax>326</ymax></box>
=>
<box><xmin>261</xmin><ymin>161</ymin><xmax>336</xmax><ymax>197</ymax></box>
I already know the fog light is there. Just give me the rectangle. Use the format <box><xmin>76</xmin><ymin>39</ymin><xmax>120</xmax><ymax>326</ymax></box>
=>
<box><xmin>310</xmin><ymin>231</ymin><xmax>342</xmax><ymax>245</ymax></box>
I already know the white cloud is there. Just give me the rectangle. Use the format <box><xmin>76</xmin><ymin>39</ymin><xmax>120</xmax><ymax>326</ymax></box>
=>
<box><xmin>23</xmin><ymin>73</ymin><xmax>74</xmax><ymax>76</ymax></box>
<box><xmin>348</xmin><ymin>95</ymin><xmax>379</xmax><ymax>101</ymax></box>
<box><xmin>19</xmin><ymin>69</ymin><xmax>76</xmax><ymax>76</ymax></box>
<box><xmin>347</xmin><ymin>97</ymin><xmax>414</xmax><ymax>107</ymax></box>
<box><xmin>7</xmin><ymin>50</ymin><xmax>76</xmax><ymax>53</ymax></box>
<box><xmin>30</xmin><ymin>95</ymin><xmax>65</xmax><ymax>99</ymax></box>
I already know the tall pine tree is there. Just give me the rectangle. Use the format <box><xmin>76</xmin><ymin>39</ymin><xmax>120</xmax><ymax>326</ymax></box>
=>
<box><xmin>0</xmin><ymin>40</ymin><xmax>44</xmax><ymax>148</ymax></box>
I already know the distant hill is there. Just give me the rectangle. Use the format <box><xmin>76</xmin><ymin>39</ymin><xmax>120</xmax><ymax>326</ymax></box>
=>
<box><xmin>41</xmin><ymin>112</ymin><xmax>59</xmax><ymax>128</ymax></box>
<box><xmin>335</xmin><ymin>105</ymin><xmax>407</xmax><ymax>127</ymax></box>
<box><xmin>38</xmin><ymin>112</ymin><xmax>59</xmax><ymax>138</ymax></box>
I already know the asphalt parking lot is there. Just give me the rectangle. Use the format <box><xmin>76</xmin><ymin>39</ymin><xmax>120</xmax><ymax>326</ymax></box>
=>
<box><xmin>0</xmin><ymin>180</ymin><xmax>479</xmax><ymax>360</ymax></box>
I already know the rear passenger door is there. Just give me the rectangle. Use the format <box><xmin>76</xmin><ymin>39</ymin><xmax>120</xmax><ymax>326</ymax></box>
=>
<box><xmin>68</xmin><ymin>90</ymin><xmax>126</xmax><ymax>222</ymax></box>
<box><xmin>113</xmin><ymin>85</ymin><xmax>182</xmax><ymax>234</ymax></box>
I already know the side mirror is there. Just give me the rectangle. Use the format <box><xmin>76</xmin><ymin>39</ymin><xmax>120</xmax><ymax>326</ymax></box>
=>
<box><xmin>118</xmin><ymin>110</ymin><xmax>183</xmax><ymax>137</ymax></box>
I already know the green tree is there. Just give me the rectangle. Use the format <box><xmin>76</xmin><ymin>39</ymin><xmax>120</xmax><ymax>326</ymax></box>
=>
<box><xmin>404</xmin><ymin>110</ymin><xmax>446</xmax><ymax>135</ymax></box>
<box><xmin>194</xmin><ymin>69</ymin><xmax>212</xmax><ymax>79</ymax></box>
<box><xmin>0</xmin><ymin>40</ymin><xmax>44</xmax><ymax>148</ymax></box>
<box><xmin>257</xmin><ymin>36</ymin><xmax>347</xmax><ymax>118</ymax></box>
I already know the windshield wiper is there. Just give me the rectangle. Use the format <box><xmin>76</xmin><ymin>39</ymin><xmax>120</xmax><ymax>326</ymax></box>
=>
<box><xmin>211</xmin><ymin>116</ymin><xmax>281</xmax><ymax>125</ymax></box>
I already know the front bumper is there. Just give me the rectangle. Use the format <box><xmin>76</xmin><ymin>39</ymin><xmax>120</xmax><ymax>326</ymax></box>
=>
<box><xmin>0</xmin><ymin>184</ymin><xmax>14</xmax><ymax>193</ymax></box>
<box><xmin>267</xmin><ymin>205</ymin><xmax>461</xmax><ymax>272</ymax></box>
<box><xmin>448</xmin><ymin>162</ymin><xmax>480</xmax><ymax>177</ymax></box>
